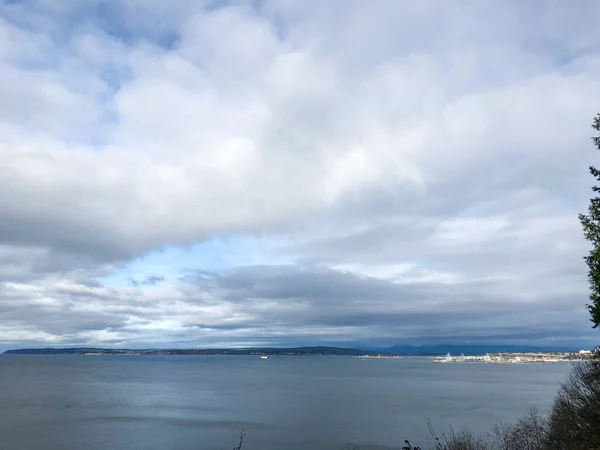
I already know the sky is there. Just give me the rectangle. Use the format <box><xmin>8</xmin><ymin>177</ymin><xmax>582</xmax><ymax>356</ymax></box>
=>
<box><xmin>1</xmin><ymin>0</ymin><xmax>600</xmax><ymax>350</ymax></box>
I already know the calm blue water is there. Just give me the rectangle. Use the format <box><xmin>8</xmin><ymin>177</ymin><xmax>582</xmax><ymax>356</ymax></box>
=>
<box><xmin>0</xmin><ymin>355</ymin><xmax>570</xmax><ymax>449</ymax></box>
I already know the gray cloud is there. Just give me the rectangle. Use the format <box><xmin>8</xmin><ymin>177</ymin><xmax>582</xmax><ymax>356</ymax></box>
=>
<box><xmin>0</xmin><ymin>262</ymin><xmax>593</xmax><ymax>349</ymax></box>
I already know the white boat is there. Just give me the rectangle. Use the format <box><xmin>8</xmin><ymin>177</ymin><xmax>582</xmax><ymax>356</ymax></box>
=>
<box><xmin>260</xmin><ymin>355</ymin><xmax>268</xmax><ymax>359</ymax></box>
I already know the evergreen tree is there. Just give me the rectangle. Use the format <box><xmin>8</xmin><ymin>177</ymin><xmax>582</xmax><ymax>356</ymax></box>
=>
<box><xmin>579</xmin><ymin>113</ymin><xmax>600</xmax><ymax>328</ymax></box>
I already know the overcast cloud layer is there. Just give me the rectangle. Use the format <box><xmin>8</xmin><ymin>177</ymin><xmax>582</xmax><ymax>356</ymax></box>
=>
<box><xmin>1</xmin><ymin>0</ymin><xmax>599</xmax><ymax>350</ymax></box>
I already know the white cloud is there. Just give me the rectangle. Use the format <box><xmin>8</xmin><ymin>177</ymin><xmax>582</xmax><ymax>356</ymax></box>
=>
<box><xmin>0</xmin><ymin>1</ymin><xmax>598</xmax><ymax>348</ymax></box>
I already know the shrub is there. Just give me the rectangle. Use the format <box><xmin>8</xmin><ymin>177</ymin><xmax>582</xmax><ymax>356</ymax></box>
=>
<box><xmin>422</xmin><ymin>421</ymin><xmax>487</xmax><ymax>450</ymax></box>
<box><xmin>419</xmin><ymin>410</ymin><xmax>546</xmax><ymax>450</ymax></box>
<box><xmin>488</xmin><ymin>407</ymin><xmax>547</xmax><ymax>450</ymax></box>
<box><xmin>545</xmin><ymin>360</ymin><xmax>600</xmax><ymax>450</ymax></box>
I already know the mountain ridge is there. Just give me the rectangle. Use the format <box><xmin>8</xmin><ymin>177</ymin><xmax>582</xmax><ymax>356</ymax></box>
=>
<box><xmin>3</xmin><ymin>344</ymin><xmax>587</xmax><ymax>356</ymax></box>
<box><xmin>2</xmin><ymin>346</ymin><xmax>384</xmax><ymax>356</ymax></box>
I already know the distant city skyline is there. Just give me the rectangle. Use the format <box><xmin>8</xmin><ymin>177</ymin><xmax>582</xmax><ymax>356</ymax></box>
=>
<box><xmin>0</xmin><ymin>1</ymin><xmax>599</xmax><ymax>350</ymax></box>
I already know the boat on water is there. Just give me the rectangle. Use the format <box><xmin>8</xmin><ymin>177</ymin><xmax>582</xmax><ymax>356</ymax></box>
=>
<box><xmin>260</xmin><ymin>355</ymin><xmax>268</xmax><ymax>359</ymax></box>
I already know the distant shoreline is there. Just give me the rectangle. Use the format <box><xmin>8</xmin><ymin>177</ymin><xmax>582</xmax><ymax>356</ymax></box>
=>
<box><xmin>3</xmin><ymin>345</ymin><xmax>590</xmax><ymax>357</ymax></box>
<box><xmin>2</xmin><ymin>346</ymin><xmax>388</xmax><ymax>357</ymax></box>
<box><xmin>431</xmin><ymin>351</ymin><xmax>594</xmax><ymax>364</ymax></box>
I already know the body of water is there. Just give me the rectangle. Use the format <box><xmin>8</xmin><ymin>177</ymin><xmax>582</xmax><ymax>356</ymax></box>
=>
<box><xmin>0</xmin><ymin>355</ymin><xmax>570</xmax><ymax>449</ymax></box>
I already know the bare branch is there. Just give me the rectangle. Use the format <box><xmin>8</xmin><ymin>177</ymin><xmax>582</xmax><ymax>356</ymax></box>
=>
<box><xmin>232</xmin><ymin>430</ymin><xmax>245</xmax><ymax>450</ymax></box>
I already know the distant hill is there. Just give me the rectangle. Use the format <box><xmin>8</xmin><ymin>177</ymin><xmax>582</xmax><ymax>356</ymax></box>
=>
<box><xmin>3</xmin><ymin>346</ymin><xmax>384</xmax><ymax>356</ymax></box>
<box><xmin>386</xmin><ymin>344</ymin><xmax>582</xmax><ymax>355</ymax></box>
<box><xmin>5</xmin><ymin>344</ymin><xmax>583</xmax><ymax>357</ymax></box>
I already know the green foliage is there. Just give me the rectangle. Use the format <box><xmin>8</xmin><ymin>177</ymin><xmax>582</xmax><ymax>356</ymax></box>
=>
<box><xmin>579</xmin><ymin>113</ymin><xmax>600</xmax><ymax>328</ymax></box>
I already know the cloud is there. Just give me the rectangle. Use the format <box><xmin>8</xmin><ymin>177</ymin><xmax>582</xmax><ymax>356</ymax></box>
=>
<box><xmin>0</xmin><ymin>264</ymin><xmax>592</xmax><ymax>349</ymax></box>
<box><xmin>0</xmin><ymin>0</ymin><xmax>599</xmax><ymax>348</ymax></box>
